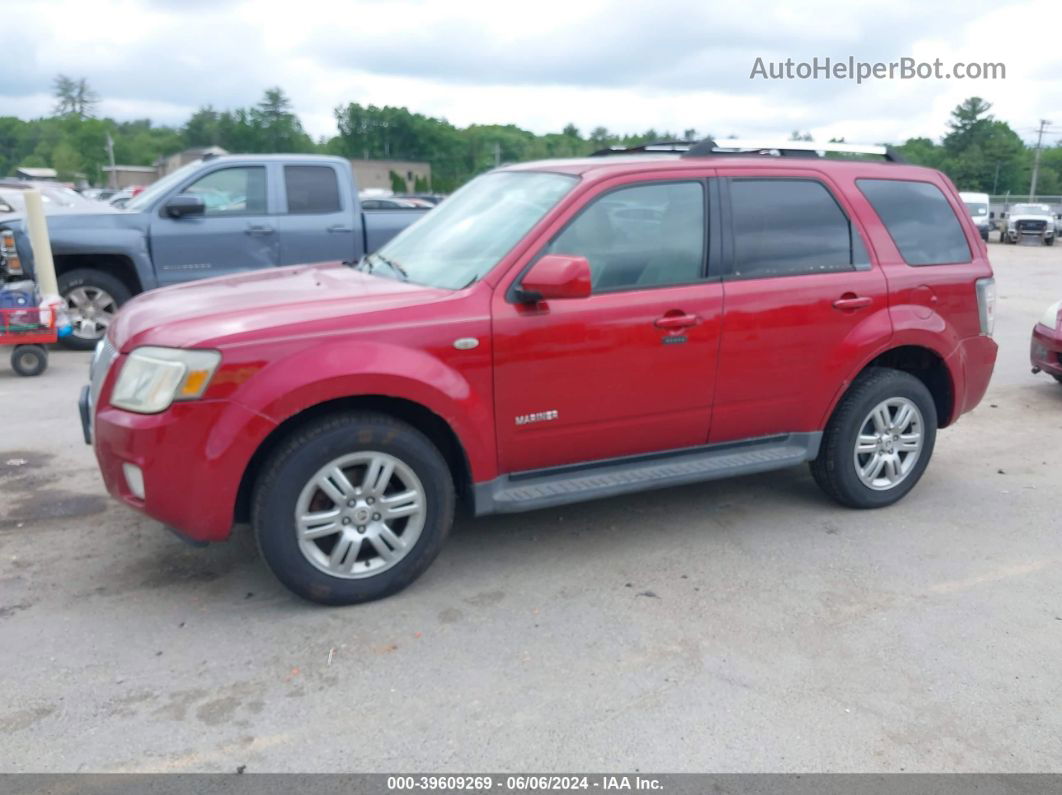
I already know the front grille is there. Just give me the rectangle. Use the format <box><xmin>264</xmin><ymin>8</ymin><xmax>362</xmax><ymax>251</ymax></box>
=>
<box><xmin>1016</xmin><ymin>219</ymin><xmax>1047</xmax><ymax>233</ymax></box>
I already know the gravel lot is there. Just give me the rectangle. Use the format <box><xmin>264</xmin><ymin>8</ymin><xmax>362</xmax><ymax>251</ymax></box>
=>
<box><xmin>1</xmin><ymin>242</ymin><xmax>1060</xmax><ymax>773</ymax></box>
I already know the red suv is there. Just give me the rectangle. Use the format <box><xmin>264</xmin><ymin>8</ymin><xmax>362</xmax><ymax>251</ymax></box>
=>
<box><xmin>79</xmin><ymin>139</ymin><xmax>998</xmax><ymax>605</ymax></box>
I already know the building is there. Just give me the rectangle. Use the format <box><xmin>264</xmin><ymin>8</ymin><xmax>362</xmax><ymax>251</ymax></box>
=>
<box><xmin>350</xmin><ymin>159</ymin><xmax>431</xmax><ymax>192</ymax></box>
<box><xmin>102</xmin><ymin>165</ymin><xmax>159</xmax><ymax>189</ymax></box>
<box><xmin>15</xmin><ymin>167</ymin><xmax>58</xmax><ymax>181</ymax></box>
<box><xmin>157</xmin><ymin>146</ymin><xmax>229</xmax><ymax>177</ymax></box>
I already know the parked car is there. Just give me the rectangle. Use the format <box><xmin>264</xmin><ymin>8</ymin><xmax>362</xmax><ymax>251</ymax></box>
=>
<box><xmin>1031</xmin><ymin>299</ymin><xmax>1062</xmax><ymax>384</ymax></box>
<box><xmin>81</xmin><ymin>188</ymin><xmax>118</xmax><ymax>202</ymax></box>
<box><xmin>0</xmin><ymin>181</ymin><xmax>109</xmax><ymax>219</ymax></box>
<box><xmin>79</xmin><ymin>138</ymin><xmax>997</xmax><ymax>605</ymax></box>
<box><xmin>396</xmin><ymin>193</ymin><xmax>446</xmax><ymax>206</ymax></box>
<box><xmin>107</xmin><ymin>186</ymin><xmax>144</xmax><ymax>209</ymax></box>
<box><xmin>0</xmin><ymin>155</ymin><xmax>427</xmax><ymax>349</ymax></box>
<box><xmin>959</xmin><ymin>191</ymin><xmax>990</xmax><ymax>241</ymax></box>
<box><xmin>360</xmin><ymin>197</ymin><xmax>423</xmax><ymax>210</ymax></box>
<box><xmin>1001</xmin><ymin>203</ymin><xmax>1055</xmax><ymax>245</ymax></box>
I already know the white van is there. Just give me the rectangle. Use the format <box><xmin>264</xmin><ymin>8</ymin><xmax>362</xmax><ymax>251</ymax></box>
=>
<box><xmin>959</xmin><ymin>191</ymin><xmax>991</xmax><ymax>241</ymax></box>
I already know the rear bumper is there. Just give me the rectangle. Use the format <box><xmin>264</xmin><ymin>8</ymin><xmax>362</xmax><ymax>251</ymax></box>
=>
<box><xmin>1031</xmin><ymin>323</ymin><xmax>1062</xmax><ymax>377</ymax></box>
<box><xmin>949</xmin><ymin>334</ymin><xmax>998</xmax><ymax>419</ymax></box>
<box><xmin>92</xmin><ymin>398</ymin><xmax>276</xmax><ymax>542</ymax></box>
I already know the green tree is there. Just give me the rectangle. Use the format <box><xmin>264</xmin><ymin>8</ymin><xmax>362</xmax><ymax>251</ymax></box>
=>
<box><xmin>52</xmin><ymin>75</ymin><xmax>99</xmax><ymax>119</ymax></box>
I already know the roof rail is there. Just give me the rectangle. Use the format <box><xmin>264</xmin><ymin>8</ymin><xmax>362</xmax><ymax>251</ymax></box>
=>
<box><xmin>683</xmin><ymin>138</ymin><xmax>906</xmax><ymax>163</ymax></box>
<box><xmin>589</xmin><ymin>141</ymin><xmax>697</xmax><ymax>156</ymax></box>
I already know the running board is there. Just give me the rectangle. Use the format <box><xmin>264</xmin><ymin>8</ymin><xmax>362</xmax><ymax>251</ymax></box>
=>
<box><xmin>473</xmin><ymin>432</ymin><xmax>822</xmax><ymax>515</ymax></box>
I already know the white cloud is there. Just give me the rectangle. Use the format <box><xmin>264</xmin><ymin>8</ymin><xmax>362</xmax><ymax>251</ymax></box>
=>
<box><xmin>3</xmin><ymin>0</ymin><xmax>1061</xmax><ymax>146</ymax></box>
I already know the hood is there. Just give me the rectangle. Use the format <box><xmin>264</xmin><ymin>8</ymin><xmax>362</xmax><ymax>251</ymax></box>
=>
<box><xmin>110</xmin><ymin>263</ymin><xmax>454</xmax><ymax>351</ymax></box>
<box><xmin>1008</xmin><ymin>211</ymin><xmax>1053</xmax><ymax>223</ymax></box>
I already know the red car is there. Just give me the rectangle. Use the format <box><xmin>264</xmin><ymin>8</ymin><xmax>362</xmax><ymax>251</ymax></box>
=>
<box><xmin>79</xmin><ymin>139</ymin><xmax>998</xmax><ymax>605</ymax></box>
<box><xmin>1031</xmin><ymin>299</ymin><xmax>1062</xmax><ymax>383</ymax></box>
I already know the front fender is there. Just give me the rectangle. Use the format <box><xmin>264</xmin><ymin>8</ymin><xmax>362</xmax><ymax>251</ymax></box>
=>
<box><xmin>1</xmin><ymin>215</ymin><xmax>157</xmax><ymax>290</ymax></box>
<box><xmin>220</xmin><ymin>338</ymin><xmax>497</xmax><ymax>482</ymax></box>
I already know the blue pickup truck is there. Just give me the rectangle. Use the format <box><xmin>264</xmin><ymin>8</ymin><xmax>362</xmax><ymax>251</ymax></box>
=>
<box><xmin>0</xmin><ymin>154</ymin><xmax>426</xmax><ymax>349</ymax></box>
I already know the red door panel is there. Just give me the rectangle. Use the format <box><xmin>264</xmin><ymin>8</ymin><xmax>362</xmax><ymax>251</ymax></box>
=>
<box><xmin>493</xmin><ymin>284</ymin><xmax>723</xmax><ymax>472</ymax></box>
<box><xmin>710</xmin><ymin>170</ymin><xmax>891</xmax><ymax>443</ymax></box>
<box><xmin>711</xmin><ymin>270</ymin><xmax>890</xmax><ymax>442</ymax></box>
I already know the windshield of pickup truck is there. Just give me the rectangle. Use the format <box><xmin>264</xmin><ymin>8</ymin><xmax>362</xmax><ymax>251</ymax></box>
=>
<box><xmin>370</xmin><ymin>171</ymin><xmax>577</xmax><ymax>289</ymax></box>
<box><xmin>124</xmin><ymin>161</ymin><xmax>203</xmax><ymax>212</ymax></box>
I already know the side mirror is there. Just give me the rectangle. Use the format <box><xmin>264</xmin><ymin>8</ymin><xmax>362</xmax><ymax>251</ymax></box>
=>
<box><xmin>164</xmin><ymin>194</ymin><xmax>206</xmax><ymax>219</ymax></box>
<box><xmin>517</xmin><ymin>254</ymin><xmax>592</xmax><ymax>302</ymax></box>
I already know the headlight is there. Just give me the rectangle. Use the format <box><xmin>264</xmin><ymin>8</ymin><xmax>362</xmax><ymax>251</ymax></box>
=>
<box><xmin>1040</xmin><ymin>300</ymin><xmax>1062</xmax><ymax>330</ymax></box>
<box><xmin>110</xmin><ymin>347</ymin><xmax>221</xmax><ymax>414</ymax></box>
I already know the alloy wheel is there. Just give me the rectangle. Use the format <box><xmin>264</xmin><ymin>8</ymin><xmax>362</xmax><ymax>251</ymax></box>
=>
<box><xmin>294</xmin><ymin>451</ymin><xmax>426</xmax><ymax>579</ymax></box>
<box><xmin>853</xmin><ymin>397</ymin><xmax>924</xmax><ymax>491</ymax></box>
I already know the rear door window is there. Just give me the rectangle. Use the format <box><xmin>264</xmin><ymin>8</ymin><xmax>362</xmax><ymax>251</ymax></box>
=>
<box><xmin>857</xmin><ymin>179</ymin><xmax>971</xmax><ymax>265</ymax></box>
<box><xmin>728</xmin><ymin>178</ymin><xmax>869</xmax><ymax>279</ymax></box>
<box><xmin>284</xmin><ymin>165</ymin><xmax>341</xmax><ymax>214</ymax></box>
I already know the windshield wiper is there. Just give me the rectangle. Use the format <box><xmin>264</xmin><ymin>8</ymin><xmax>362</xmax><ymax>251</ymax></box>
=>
<box><xmin>346</xmin><ymin>253</ymin><xmax>409</xmax><ymax>281</ymax></box>
<box><xmin>370</xmin><ymin>253</ymin><xmax>409</xmax><ymax>281</ymax></box>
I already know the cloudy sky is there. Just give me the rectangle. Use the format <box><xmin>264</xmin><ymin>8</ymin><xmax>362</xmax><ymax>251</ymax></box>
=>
<box><xmin>5</xmin><ymin>0</ymin><xmax>1062</xmax><ymax>146</ymax></box>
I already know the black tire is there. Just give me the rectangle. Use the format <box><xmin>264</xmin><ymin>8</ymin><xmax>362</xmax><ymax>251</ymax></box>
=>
<box><xmin>1046</xmin><ymin>236</ymin><xmax>1055</xmax><ymax>246</ymax></box>
<box><xmin>58</xmin><ymin>268</ymin><xmax>133</xmax><ymax>351</ymax></box>
<box><xmin>810</xmin><ymin>367</ymin><xmax>937</xmax><ymax>509</ymax></box>
<box><xmin>252</xmin><ymin>412</ymin><xmax>455</xmax><ymax>605</ymax></box>
<box><xmin>10</xmin><ymin>344</ymin><xmax>47</xmax><ymax>377</ymax></box>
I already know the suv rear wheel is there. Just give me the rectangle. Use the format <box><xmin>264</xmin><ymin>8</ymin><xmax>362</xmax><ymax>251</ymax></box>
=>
<box><xmin>253</xmin><ymin>412</ymin><xmax>455</xmax><ymax>605</ymax></box>
<box><xmin>811</xmin><ymin>367</ymin><xmax>937</xmax><ymax>508</ymax></box>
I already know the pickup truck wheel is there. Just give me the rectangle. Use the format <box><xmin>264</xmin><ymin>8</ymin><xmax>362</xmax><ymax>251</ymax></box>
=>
<box><xmin>58</xmin><ymin>269</ymin><xmax>132</xmax><ymax>351</ymax></box>
<box><xmin>810</xmin><ymin>367</ymin><xmax>937</xmax><ymax>509</ymax></box>
<box><xmin>252</xmin><ymin>412</ymin><xmax>455</xmax><ymax>605</ymax></box>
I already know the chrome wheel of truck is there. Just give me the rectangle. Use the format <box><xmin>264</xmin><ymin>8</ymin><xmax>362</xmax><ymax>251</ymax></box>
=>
<box><xmin>58</xmin><ymin>269</ymin><xmax>133</xmax><ymax>351</ymax></box>
<box><xmin>253</xmin><ymin>412</ymin><xmax>454</xmax><ymax>605</ymax></box>
<box><xmin>295</xmin><ymin>451</ymin><xmax>426</xmax><ymax>579</ymax></box>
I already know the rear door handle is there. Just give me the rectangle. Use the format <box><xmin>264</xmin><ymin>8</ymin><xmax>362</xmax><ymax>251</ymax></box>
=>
<box><xmin>245</xmin><ymin>224</ymin><xmax>274</xmax><ymax>236</ymax></box>
<box><xmin>327</xmin><ymin>224</ymin><xmax>354</xmax><ymax>233</ymax></box>
<box><xmin>654</xmin><ymin>313</ymin><xmax>701</xmax><ymax>330</ymax></box>
<box><xmin>832</xmin><ymin>294</ymin><xmax>873</xmax><ymax>311</ymax></box>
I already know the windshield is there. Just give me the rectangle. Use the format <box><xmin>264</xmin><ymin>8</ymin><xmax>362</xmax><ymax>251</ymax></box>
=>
<box><xmin>371</xmin><ymin>171</ymin><xmax>577</xmax><ymax>289</ymax></box>
<box><xmin>963</xmin><ymin>201</ymin><xmax>988</xmax><ymax>216</ymax></box>
<box><xmin>1011</xmin><ymin>204</ymin><xmax>1051</xmax><ymax>217</ymax></box>
<box><xmin>125</xmin><ymin>161</ymin><xmax>203</xmax><ymax>211</ymax></box>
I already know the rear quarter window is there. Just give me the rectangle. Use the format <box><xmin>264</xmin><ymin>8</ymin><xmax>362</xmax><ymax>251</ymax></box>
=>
<box><xmin>857</xmin><ymin>178</ymin><xmax>971</xmax><ymax>266</ymax></box>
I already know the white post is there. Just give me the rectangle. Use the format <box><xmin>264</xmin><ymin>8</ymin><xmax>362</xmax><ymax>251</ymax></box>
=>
<box><xmin>22</xmin><ymin>189</ymin><xmax>60</xmax><ymax>299</ymax></box>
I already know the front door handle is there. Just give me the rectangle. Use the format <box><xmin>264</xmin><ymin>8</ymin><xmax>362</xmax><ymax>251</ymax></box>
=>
<box><xmin>832</xmin><ymin>294</ymin><xmax>873</xmax><ymax>311</ymax></box>
<box><xmin>245</xmin><ymin>224</ymin><xmax>274</xmax><ymax>236</ymax></box>
<box><xmin>654</xmin><ymin>313</ymin><xmax>701</xmax><ymax>330</ymax></box>
<box><xmin>327</xmin><ymin>224</ymin><xmax>354</xmax><ymax>233</ymax></box>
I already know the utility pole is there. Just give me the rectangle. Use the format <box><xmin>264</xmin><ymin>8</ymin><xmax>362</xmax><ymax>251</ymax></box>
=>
<box><xmin>105</xmin><ymin>132</ymin><xmax>117</xmax><ymax>189</ymax></box>
<box><xmin>1029</xmin><ymin>119</ymin><xmax>1050</xmax><ymax>200</ymax></box>
<box><xmin>493</xmin><ymin>141</ymin><xmax>501</xmax><ymax>167</ymax></box>
<box><xmin>992</xmin><ymin>161</ymin><xmax>1001</xmax><ymax>195</ymax></box>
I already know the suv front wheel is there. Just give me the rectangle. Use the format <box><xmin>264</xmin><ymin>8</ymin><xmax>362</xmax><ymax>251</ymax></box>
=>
<box><xmin>253</xmin><ymin>412</ymin><xmax>455</xmax><ymax>605</ymax></box>
<box><xmin>811</xmin><ymin>367</ymin><xmax>937</xmax><ymax>509</ymax></box>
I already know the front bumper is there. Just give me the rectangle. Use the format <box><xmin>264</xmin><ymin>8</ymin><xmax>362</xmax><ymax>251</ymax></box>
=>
<box><xmin>1031</xmin><ymin>323</ymin><xmax>1062</xmax><ymax>378</ymax></box>
<box><xmin>86</xmin><ymin>395</ymin><xmax>276</xmax><ymax>542</ymax></box>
